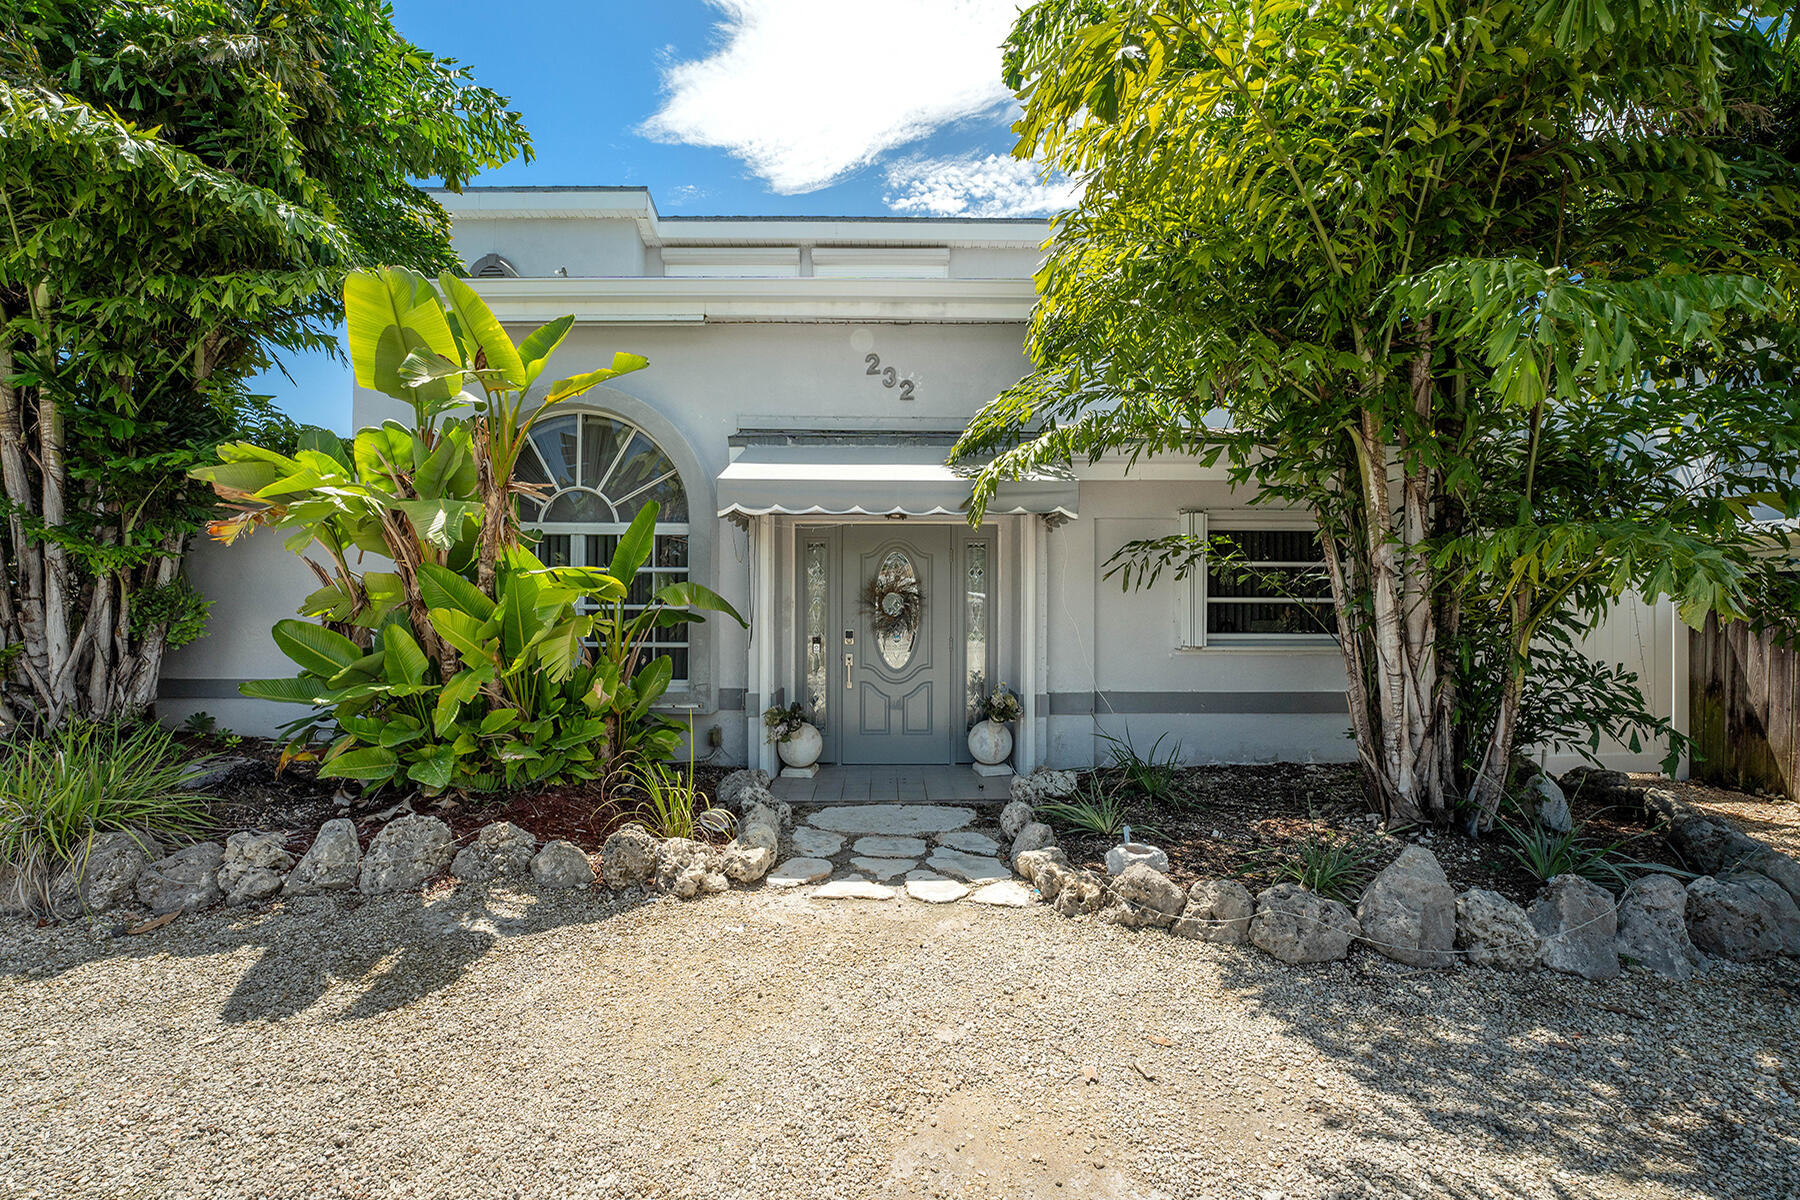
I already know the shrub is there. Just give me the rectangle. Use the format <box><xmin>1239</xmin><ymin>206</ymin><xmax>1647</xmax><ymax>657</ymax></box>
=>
<box><xmin>1268</xmin><ymin>832</ymin><xmax>1384</xmax><ymax>903</ymax></box>
<box><xmin>0</xmin><ymin>722</ymin><xmax>211</xmax><ymax>905</ymax></box>
<box><xmin>630</xmin><ymin>762</ymin><xmax>736</xmax><ymax>841</ymax></box>
<box><xmin>1498</xmin><ymin>821</ymin><xmax>1686</xmax><ymax>892</ymax></box>
<box><xmin>1036</xmin><ymin>776</ymin><xmax>1156</xmax><ymax>839</ymax></box>
<box><xmin>1100</xmin><ymin>730</ymin><xmax>1191</xmax><ymax>809</ymax></box>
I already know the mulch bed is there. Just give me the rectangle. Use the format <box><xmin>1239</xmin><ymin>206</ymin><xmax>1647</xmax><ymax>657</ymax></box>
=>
<box><xmin>175</xmin><ymin>731</ymin><xmax>732</xmax><ymax>855</ymax></box>
<box><xmin>1051</xmin><ymin>761</ymin><xmax>1689</xmax><ymax>906</ymax></box>
<box><xmin>175</xmin><ymin>733</ymin><xmax>1715</xmax><ymax>902</ymax></box>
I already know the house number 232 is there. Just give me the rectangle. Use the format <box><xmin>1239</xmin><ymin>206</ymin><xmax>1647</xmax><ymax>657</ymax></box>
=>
<box><xmin>863</xmin><ymin>353</ymin><xmax>916</xmax><ymax>401</ymax></box>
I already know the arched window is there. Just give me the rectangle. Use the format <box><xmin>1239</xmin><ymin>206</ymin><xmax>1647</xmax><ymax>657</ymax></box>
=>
<box><xmin>516</xmin><ymin>411</ymin><xmax>692</xmax><ymax>685</ymax></box>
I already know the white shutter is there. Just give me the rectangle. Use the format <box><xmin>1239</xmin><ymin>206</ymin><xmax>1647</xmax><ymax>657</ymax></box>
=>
<box><xmin>1180</xmin><ymin>509</ymin><xmax>1207</xmax><ymax>649</ymax></box>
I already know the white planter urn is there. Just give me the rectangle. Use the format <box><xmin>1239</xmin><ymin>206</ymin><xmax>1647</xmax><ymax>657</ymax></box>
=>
<box><xmin>967</xmin><ymin>719</ymin><xmax>1014</xmax><ymax>767</ymax></box>
<box><xmin>777</xmin><ymin>722</ymin><xmax>822</xmax><ymax>771</ymax></box>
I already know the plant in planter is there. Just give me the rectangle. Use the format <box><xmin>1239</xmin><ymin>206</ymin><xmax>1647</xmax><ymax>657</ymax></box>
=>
<box><xmin>763</xmin><ymin>702</ymin><xmax>822</xmax><ymax>773</ymax></box>
<box><xmin>968</xmin><ymin>684</ymin><xmax>1021</xmax><ymax>772</ymax></box>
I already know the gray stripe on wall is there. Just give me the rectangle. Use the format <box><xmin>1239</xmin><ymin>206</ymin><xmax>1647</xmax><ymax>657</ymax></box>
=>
<box><xmin>161</xmin><ymin>678</ymin><xmax>758</xmax><ymax>714</ymax></box>
<box><xmin>160</xmin><ymin>681</ymin><xmax>1340</xmax><ymax>716</ymax></box>
<box><xmin>1048</xmin><ymin>690</ymin><xmax>1347</xmax><ymax>716</ymax></box>
<box><xmin>158</xmin><ymin>678</ymin><xmax>244</xmax><ymax>700</ymax></box>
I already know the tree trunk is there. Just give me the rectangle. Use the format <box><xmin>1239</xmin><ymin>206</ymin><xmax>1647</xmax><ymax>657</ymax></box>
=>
<box><xmin>1465</xmin><ymin>587</ymin><xmax>1531</xmax><ymax>831</ymax></box>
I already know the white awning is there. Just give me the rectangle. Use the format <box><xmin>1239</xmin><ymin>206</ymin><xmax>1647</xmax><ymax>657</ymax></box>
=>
<box><xmin>716</xmin><ymin>442</ymin><xmax>1078</xmax><ymax>520</ymax></box>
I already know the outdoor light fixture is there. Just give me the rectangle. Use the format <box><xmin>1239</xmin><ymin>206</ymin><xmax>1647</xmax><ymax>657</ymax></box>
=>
<box><xmin>885</xmin><ymin>512</ymin><xmax>907</xmax><ymax>520</ymax></box>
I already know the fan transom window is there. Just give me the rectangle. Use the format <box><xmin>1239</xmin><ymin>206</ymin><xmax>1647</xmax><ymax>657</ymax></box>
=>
<box><xmin>516</xmin><ymin>412</ymin><xmax>691</xmax><ymax>684</ymax></box>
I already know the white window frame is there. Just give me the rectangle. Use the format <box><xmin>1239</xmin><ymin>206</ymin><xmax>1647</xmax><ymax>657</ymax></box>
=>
<box><xmin>1179</xmin><ymin>510</ymin><xmax>1337</xmax><ymax>649</ymax></box>
<box><xmin>520</xmin><ymin>409</ymin><xmax>695</xmax><ymax>689</ymax></box>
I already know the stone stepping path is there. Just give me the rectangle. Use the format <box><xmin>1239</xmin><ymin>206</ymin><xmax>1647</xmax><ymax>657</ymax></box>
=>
<box><xmin>804</xmin><ymin>805</ymin><xmax>976</xmax><ymax>835</ymax></box>
<box><xmin>775</xmin><ymin>803</ymin><xmax>1034</xmax><ymax>908</ymax></box>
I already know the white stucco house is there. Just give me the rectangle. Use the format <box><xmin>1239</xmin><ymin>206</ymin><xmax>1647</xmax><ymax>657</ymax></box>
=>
<box><xmin>157</xmin><ymin>186</ymin><xmax>1690</xmax><ymax>777</ymax></box>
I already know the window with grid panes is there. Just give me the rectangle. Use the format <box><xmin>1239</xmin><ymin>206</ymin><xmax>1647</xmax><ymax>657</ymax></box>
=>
<box><xmin>1180</xmin><ymin>513</ymin><xmax>1334</xmax><ymax>646</ymax></box>
<box><xmin>515</xmin><ymin>411</ymin><xmax>692</xmax><ymax>685</ymax></box>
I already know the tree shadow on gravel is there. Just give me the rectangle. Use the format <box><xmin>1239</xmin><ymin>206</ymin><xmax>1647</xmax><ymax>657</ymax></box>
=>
<box><xmin>1214</xmin><ymin>950</ymin><xmax>1800</xmax><ymax>1200</ymax></box>
<box><xmin>2</xmin><ymin>885</ymin><xmax>654</xmax><ymax>1025</ymax></box>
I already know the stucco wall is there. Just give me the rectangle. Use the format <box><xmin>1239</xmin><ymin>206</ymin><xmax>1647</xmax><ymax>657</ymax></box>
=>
<box><xmin>158</xmin><ymin>531</ymin><xmax>319</xmax><ymax>737</ymax></box>
<box><xmin>451</xmin><ymin>216</ymin><xmax>648</xmax><ymax>278</ymax></box>
<box><xmin>1042</xmin><ymin>478</ymin><xmax>1354</xmax><ymax>769</ymax></box>
<box><xmin>162</xmin><ymin>280</ymin><xmax>1686</xmax><ymax>774</ymax></box>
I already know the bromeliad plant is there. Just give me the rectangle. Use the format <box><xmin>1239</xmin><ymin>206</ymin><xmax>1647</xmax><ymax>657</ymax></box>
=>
<box><xmin>192</xmin><ymin>268</ymin><xmax>744</xmax><ymax>794</ymax></box>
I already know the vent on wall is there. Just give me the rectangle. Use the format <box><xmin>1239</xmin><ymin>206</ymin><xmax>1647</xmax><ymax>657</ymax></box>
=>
<box><xmin>469</xmin><ymin>252</ymin><xmax>520</xmax><ymax>279</ymax></box>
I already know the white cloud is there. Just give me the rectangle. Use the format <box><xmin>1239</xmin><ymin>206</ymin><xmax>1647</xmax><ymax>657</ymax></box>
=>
<box><xmin>641</xmin><ymin>0</ymin><xmax>1019</xmax><ymax>194</ymax></box>
<box><xmin>882</xmin><ymin>153</ymin><xmax>1079</xmax><ymax>217</ymax></box>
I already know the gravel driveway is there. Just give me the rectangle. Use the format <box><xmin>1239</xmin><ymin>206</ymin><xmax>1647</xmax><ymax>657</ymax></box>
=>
<box><xmin>2</xmin><ymin>883</ymin><xmax>1795</xmax><ymax>1199</ymax></box>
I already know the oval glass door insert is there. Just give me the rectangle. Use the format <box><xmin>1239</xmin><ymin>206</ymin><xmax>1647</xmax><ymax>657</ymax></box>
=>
<box><xmin>873</xmin><ymin>549</ymin><xmax>920</xmax><ymax>669</ymax></box>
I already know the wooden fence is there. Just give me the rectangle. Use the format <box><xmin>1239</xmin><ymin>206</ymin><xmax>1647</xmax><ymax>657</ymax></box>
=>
<box><xmin>1689</xmin><ymin>613</ymin><xmax>1800</xmax><ymax>799</ymax></box>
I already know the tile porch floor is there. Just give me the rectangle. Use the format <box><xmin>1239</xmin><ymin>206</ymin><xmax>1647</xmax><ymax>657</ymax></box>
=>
<box><xmin>768</xmin><ymin>765</ymin><xmax>1010</xmax><ymax>806</ymax></box>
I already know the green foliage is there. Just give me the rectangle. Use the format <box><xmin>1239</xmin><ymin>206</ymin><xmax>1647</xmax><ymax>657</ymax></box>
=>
<box><xmin>960</xmin><ymin>0</ymin><xmax>1800</xmax><ymax>828</ymax></box>
<box><xmin>128</xmin><ymin>578</ymin><xmax>212</xmax><ymax>651</ymax></box>
<box><xmin>0</xmin><ymin>721</ymin><xmax>212</xmax><ymax>907</ymax></box>
<box><xmin>180</xmin><ymin>711</ymin><xmax>219</xmax><ymax>738</ymax></box>
<box><xmin>630</xmin><ymin>762</ymin><xmax>736</xmax><ymax>842</ymax></box>
<box><xmin>1466</xmin><ymin>624</ymin><xmax>1692</xmax><ymax>780</ymax></box>
<box><xmin>976</xmin><ymin>685</ymin><xmax>1023</xmax><ymax>724</ymax></box>
<box><xmin>1099</xmin><ymin>730</ymin><xmax>1191</xmax><ymax>809</ymax></box>
<box><xmin>0</xmin><ymin>0</ymin><xmax>529</xmax><ymax>727</ymax></box>
<box><xmin>763</xmin><ymin>701</ymin><xmax>808</xmax><ymax>744</ymax></box>
<box><xmin>1266</xmin><ymin>833</ymin><xmax>1385</xmax><ymax>904</ymax></box>
<box><xmin>1497</xmin><ymin>821</ymin><xmax>1658</xmax><ymax>893</ymax></box>
<box><xmin>1036</xmin><ymin>776</ymin><xmax>1156</xmax><ymax>839</ymax></box>
<box><xmin>204</xmin><ymin>269</ymin><xmax>742</xmax><ymax>795</ymax></box>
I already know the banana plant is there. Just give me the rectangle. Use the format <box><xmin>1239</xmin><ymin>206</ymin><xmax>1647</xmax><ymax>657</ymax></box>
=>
<box><xmin>195</xmin><ymin>266</ymin><xmax>710</xmax><ymax>795</ymax></box>
<box><xmin>193</xmin><ymin>266</ymin><xmax>646</xmax><ymax>680</ymax></box>
<box><xmin>532</xmin><ymin>501</ymin><xmax>746</xmax><ymax>766</ymax></box>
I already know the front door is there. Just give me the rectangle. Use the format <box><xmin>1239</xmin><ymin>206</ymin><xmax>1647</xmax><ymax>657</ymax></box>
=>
<box><xmin>839</xmin><ymin>526</ymin><xmax>954</xmax><ymax>764</ymax></box>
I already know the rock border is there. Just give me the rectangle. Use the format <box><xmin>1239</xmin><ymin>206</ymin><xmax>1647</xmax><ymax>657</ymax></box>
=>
<box><xmin>13</xmin><ymin>768</ymin><xmax>801</xmax><ymax>924</ymax></box>
<box><xmin>1005</xmin><ymin>767</ymin><xmax>1800</xmax><ymax>977</ymax></box>
<box><xmin>20</xmin><ymin>762</ymin><xmax>1800</xmax><ymax>980</ymax></box>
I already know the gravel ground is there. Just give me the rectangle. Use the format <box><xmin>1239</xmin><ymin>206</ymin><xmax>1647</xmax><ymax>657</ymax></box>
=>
<box><xmin>1633</xmin><ymin>774</ymin><xmax>1800</xmax><ymax>859</ymax></box>
<box><xmin>3</xmin><ymin>884</ymin><xmax>1797</xmax><ymax>1200</ymax></box>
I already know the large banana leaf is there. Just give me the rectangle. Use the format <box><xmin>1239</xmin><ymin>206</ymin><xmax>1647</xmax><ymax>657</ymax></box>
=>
<box><xmin>607</xmin><ymin>502</ymin><xmax>658</xmax><ymax>589</ymax></box>
<box><xmin>271</xmin><ymin>619</ymin><xmax>363</xmax><ymax>677</ymax></box>
<box><xmin>439</xmin><ymin>273</ymin><xmax>527</xmax><ymax>387</ymax></box>
<box><xmin>190</xmin><ymin>459</ymin><xmax>283</xmax><ymax>497</ymax></box>
<box><xmin>628</xmin><ymin>656</ymin><xmax>674</xmax><ymax>721</ymax></box>
<box><xmin>318</xmin><ymin>746</ymin><xmax>401</xmax><ymax>782</ymax></box>
<box><xmin>523</xmin><ymin>614</ymin><xmax>592</xmax><ymax>682</ymax></box>
<box><xmin>428</xmin><ymin>607</ymin><xmax>499</xmax><ymax>662</ymax></box>
<box><xmin>544</xmin><ymin>351</ymin><xmax>649</xmax><ymax>403</ymax></box>
<box><xmin>433</xmin><ymin>665</ymin><xmax>490</xmax><ymax>736</ymax></box>
<box><xmin>345</xmin><ymin>267</ymin><xmax>465</xmax><ymax>403</ymax></box>
<box><xmin>390</xmin><ymin>499</ymin><xmax>481</xmax><ymax>550</ymax></box>
<box><xmin>352</xmin><ymin>422</ymin><xmax>421</xmax><ymax>487</ymax></box>
<box><xmin>419</xmin><ymin>561</ymin><xmax>496</xmax><ymax>619</ymax></box>
<box><xmin>407</xmin><ymin>745</ymin><xmax>458</xmax><ymax>792</ymax></box>
<box><xmin>517</xmin><ymin>315</ymin><xmax>574</xmax><ymax>388</ymax></box>
<box><xmin>382</xmin><ymin>626</ymin><xmax>429</xmax><ymax>686</ymax></box>
<box><xmin>239</xmin><ymin>676</ymin><xmax>342</xmax><ymax>705</ymax></box>
<box><xmin>653</xmin><ymin>580</ymin><xmax>748</xmax><ymax>626</ymax></box>
<box><xmin>532</xmin><ymin>565</ymin><xmax>627</xmax><ymax>603</ymax></box>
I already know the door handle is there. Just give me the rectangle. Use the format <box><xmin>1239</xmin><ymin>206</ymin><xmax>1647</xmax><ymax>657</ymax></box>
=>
<box><xmin>844</xmin><ymin>651</ymin><xmax>854</xmax><ymax>688</ymax></box>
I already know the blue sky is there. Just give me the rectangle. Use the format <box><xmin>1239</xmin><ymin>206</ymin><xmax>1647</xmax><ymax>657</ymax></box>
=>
<box><xmin>258</xmin><ymin>0</ymin><xmax>1062</xmax><ymax>430</ymax></box>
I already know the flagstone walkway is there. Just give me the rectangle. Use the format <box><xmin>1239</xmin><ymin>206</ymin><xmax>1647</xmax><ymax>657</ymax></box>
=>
<box><xmin>768</xmin><ymin>803</ymin><xmax>1033</xmax><ymax>907</ymax></box>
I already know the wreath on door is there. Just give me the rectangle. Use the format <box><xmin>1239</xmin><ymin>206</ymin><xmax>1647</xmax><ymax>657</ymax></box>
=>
<box><xmin>861</xmin><ymin>564</ymin><xmax>924</xmax><ymax>641</ymax></box>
